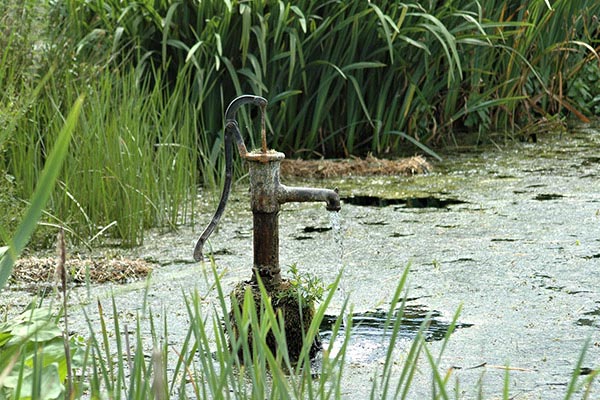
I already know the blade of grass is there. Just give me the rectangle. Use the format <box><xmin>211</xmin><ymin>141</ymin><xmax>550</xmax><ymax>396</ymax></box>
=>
<box><xmin>0</xmin><ymin>95</ymin><xmax>83</xmax><ymax>291</ymax></box>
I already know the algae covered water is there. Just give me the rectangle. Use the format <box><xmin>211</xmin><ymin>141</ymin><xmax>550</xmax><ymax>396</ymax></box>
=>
<box><xmin>215</xmin><ymin>125</ymin><xmax>599</xmax><ymax>398</ymax></box>
<box><xmin>3</xmin><ymin>125</ymin><xmax>599</xmax><ymax>398</ymax></box>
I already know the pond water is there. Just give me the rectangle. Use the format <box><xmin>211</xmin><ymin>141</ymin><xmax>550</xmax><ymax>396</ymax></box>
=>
<box><xmin>4</xmin><ymin>124</ymin><xmax>599</xmax><ymax>398</ymax></box>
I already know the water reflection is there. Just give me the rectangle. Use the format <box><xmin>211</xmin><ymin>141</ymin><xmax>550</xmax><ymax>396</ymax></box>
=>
<box><xmin>319</xmin><ymin>304</ymin><xmax>472</xmax><ymax>363</ymax></box>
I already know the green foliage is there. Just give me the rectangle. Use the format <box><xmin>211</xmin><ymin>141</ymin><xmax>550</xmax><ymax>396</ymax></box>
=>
<box><xmin>58</xmin><ymin>0</ymin><xmax>600</xmax><ymax>155</ymax></box>
<box><xmin>2</xmin><ymin>0</ymin><xmax>200</xmax><ymax>248</ymax></box>
<box><xmin>2</xmin><ymin>0</ymin><xmax>600</xmax><ymax>247</ymax></box>
<box><xmin>1</xmin><ymin>263</ymin><xmax>598</xmax><ymax>398</ymax></box>
<box><xmin>569</xmin><ymin>61</ymin><xmax>600</xmax><ymax>116</ymax></box>
<box><xmin>43</xmin><ymin>69</ymin><xmax>199</xmax><ymax>246</ymax></box>
<box><xmin>0</xmin><ymin>96</ymin><xmax>82</xmax><ymax>291</ymax></box>
<box><xmin>0</xmin><ymin>307</ymin><xmax>85</xmax><ymax>400</ymax></box>
<box><xmin>284</xmin><ymin>263</ymin><xmax>330</xmax><ymax>306</ymax></box>
<box><xmin>0</xmin><ymin>174</ymin><xmax>21</xmax><ymax>245</ymax></box>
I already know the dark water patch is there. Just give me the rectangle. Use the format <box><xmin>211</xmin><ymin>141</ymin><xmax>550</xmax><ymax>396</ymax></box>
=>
<box><xmin>576</xmin><ymin>306</ymin><xmax>600</xmax><ymax>327</ymax></box>
<box><xmin>565</xmin><ymin>289</ymin><xmax>591</xmax><ymax>295</ymax></box>
<box><xmin>582</xmin><ymin>156</ymin><xmax>600</xmax><ymax>166</ymax></box>
<box><xmin>523</xmin><ymin>167</ymin><xmax>558</xmax><ymax>174</ymax></box>
<box><xmin>233</xmin><ymin>229</ymin><xmax>251</xmax><ymax>239</ymax></box>
<box><xmin>212</xmin><ymin>248</ymin><xmax>234</xmax><ymax>256</ymax></box>
<box><xmin>448</xmin><ymin>257</ymin><xmax>476</xmax><ymax>263</ymax></box>
<box><xmin>583</xmin><ymin>308</ymin><xmax>600</xmax><ymax>317</ymax></box>
<box><xmin>576</xmin><ymin>318</ymin><xmax>595</xmax><ymax>327</ymax></box>
<box><xmin>534</xmin><ymin>193</ymin><xmax>564</xmax><ymax>201</ymax></box>
<box><xmin>317</xmin><ymin>307</ymin><xmax>473</xmax><ymax>363</ymax></box>
<box><xmin>294</xmin><ymin>225</ymin><xmax>333</xmax><ymax>240</ymax></box>
<box><xmin>491</xmin><ymin>174</ymin><xmax>517</xmax><ymax>179</ymax></box>
<box><xmin>544</xmin><ymin>285</ymin><xmax>591</xmax><ymax>295</ymax></box>
<box><xmin>320</xmin><ymin>304</ymin><xmax>472</xmax><ymax>344</ymax></box>
<box><xmin>342</xmin><ymin>195</ymin><xmax>404</xmax><ymax>207</ymax></box>
<box><xmin>533</xmin><ymin>193</ymin><xmax>565</xmax><ymax>201</ymax></box>
<box><xmin>390</xmin><ymin>232</ymin><xmax>413</xmax><ymax>238</ymax></box>
<box><xmin>533</xmin><ymin>272</ymin><xmax>553</xmax><ymax>280</ymax></box>
<box><xmin>435</xmin><ymin>224</ymin><xmax>459</xmax><ymax>229</ymax></box>
<box><xmin>303</xmin><ymin>226</ymin><xmax>332</xmax><ymax>233</ymax></box>
<box><xmin>361</xmin><ymin>220</ymin><xmax>389</xmax><ymax>226</ymax></box>
<box><xmin>579</xmin><ymin>367</ymin><xmax>596</xmax><ymax>376</ymax></box>
<box><xmin>582</xmin><ymin>253</ymin><xmax>600</xmax><ymax>259</ymax></box>
<box><xmin>404</xmin><ymin>197</ymin><xmax>466</xmax><ymax>209</ymax></box>
<box><xmin>525</xmin><ymin>183</ymin><xmax>546</xmax><ymax>188</ymax></box>
<box><xmin>294</xmin><ymin>235</ymin><xmax>314</xmax><ymax>241</ymax></box>
<box><xmin>341</xmin><ymin>195</ymin><xmax>466</xmax><ymax>209</ymax></box>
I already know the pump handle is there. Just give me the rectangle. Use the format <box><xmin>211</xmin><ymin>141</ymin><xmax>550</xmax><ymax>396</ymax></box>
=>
<box><xmin>193</xmin><ymin>95</ymin><xmax>267</xmax><ymax>261</ymax></box>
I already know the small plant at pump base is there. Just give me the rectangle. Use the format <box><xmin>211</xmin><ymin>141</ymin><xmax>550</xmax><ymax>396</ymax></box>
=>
<box><xmin>228</xmin><ymin>265</ymin><xmax>327</xmax><ymax>364</ymax></box>
<box><xmin>283</xmin><ymin>263</ymin><xmax>331</xmax><ymax>307</ymax></box>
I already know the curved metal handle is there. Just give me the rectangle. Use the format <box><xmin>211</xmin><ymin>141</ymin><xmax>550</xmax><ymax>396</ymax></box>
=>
<box><xmin>193</xmin><ymin>95</ymin><xmax>267</xmax><ymax>261</ymax></box>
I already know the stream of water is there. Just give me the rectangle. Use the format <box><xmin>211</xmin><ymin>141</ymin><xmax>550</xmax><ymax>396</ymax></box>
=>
<box><xmin>329</xmin><ymin>210</ymin><xmax>349</xmax><ymax>328</ymax></box>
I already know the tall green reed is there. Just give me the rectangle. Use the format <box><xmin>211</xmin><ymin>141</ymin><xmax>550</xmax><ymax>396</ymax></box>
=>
<box><xmin>4</xmin><ymin>262</ymin><xmax>597</xmax><ymax>398</ymax></box>
<box><xmin>3</xmin><ymin>0</ymin><xmax>600</xmax><ymax>247</ymax></box>
<box><xmin>0</xmin><ymin>95</ymin><xmax>83</xmax><ymax>399</ymax></box>
<box><xmin>4</xmin><ymin>67</ymin><xmax>199</xmax><ymax>247</ymax></box>
<box><xmin>0</xmin><ymin>96</ymin><xmax>83</xmax><ymax>291</ymax></box>
<box><xmin>75</xmin><ymin>263</ymin><xmax>460</xmax><ymax>399</ymax></box>
<box><xmin>59</xmin><ymin>0</ymin><xmax>600</xmax><ymax>158</ymax></box>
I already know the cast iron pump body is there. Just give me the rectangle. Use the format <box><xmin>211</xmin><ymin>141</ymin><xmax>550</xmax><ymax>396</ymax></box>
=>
<box><xmin>194</xmin><ymin>95</ymin><xmax>341</xmax><ymax>287</ymax></box>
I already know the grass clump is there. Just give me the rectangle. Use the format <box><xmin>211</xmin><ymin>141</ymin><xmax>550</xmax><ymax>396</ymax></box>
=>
<box><xmin>229</xmin><ymin>276</ymin><xmax>321</xmax><ymax>365</ymax></box>
<box><xmin>1</xmin><ymin>262</ymin><xmax>598</xmax><ymax>399</ymax></box>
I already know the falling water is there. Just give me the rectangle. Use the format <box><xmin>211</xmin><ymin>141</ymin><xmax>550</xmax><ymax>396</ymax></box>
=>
<box><xmin>329</xmin><ymin>210</ymin><xmax>348</xmax><ymax>326</ymax></box>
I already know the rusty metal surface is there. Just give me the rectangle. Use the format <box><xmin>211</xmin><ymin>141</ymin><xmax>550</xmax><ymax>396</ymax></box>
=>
<box><xmin>252</xmin><ymin>212</ymin><xmax>281</xmax><ymax>286</ymax></box>
<box><xmin>195</xmin><ymin>95</ymin><xmax>341</xmax><ymax>289</ymax></box>
<box><xmin>248</xmin><ymin>160</ymin><xmax>282</xmax><ymax>214</ymax></box>
<box><xmin>277</xmin><ymin>185</ymin><xmax>341</xmax><ymax>211</ymax></box>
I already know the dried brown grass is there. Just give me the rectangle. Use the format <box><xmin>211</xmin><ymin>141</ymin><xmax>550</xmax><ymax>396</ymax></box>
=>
<box><xmin>280</xmin><ymin>155</ymin><xmax>432</xmax><ymax>179</ymax></box>
<box><xmin>10</xmin><ymin>255</ymin><xmax>153</xmax><ymax>285</ymax></box>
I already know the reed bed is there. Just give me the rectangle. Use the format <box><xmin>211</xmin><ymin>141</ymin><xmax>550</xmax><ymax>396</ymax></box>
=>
<box><xmin>1</xmin><ymin>260</ymin><xmax>597</xmax><ymax>399</ymax></box>
<box><xmin>62</xmin><ymin>0</ymin><xmax>600</xmax><ymax>153</ymax></box>
<box><xmin>1</xmin><ymin>2</ymin><xmax>598</xmax><ymax>397</ymax></box>
<box><xmin>1</xmin><ymin>0</ymin><xmax>599</xmax><ymax>245</ymax></box>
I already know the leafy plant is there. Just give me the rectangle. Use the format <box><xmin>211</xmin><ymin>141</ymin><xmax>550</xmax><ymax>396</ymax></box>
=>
<box><xmin>0</xmin><ymin>96</ymin><xmax>83</xmax><ymax>291</ymax></box>
<box><xmin>0</xmin><ymin>307</ymin><xmax>85</xmax><ymax>400</ymax></box>
<box><xmin>56</xmin><ymin>0</ymin><xmax>600</xmax><ymax>157</ymax></box>
<box><xmin>284</xmin><ymin>263</ymin><xmax>331</xmax><ymax>306</ymax></box>
<box><xmin>569</xmin><ymin>61</ymin><xmax>600</xmax><ymax>116</ymax></box>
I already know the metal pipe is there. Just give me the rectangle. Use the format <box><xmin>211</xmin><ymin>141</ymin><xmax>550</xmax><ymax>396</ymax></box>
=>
<box><xmin>194</xmin><ymin>94</ymin><xmax>341</xmax><ymax>289</ymax></box>
<box><xmin>252</xmin><ymin>212</ymin><xmax>281</xmax><ymax>285</ymax></box>
<box><xmin>192</xmin><ymin>121</ymin><xmax>236</xmax><ymax>261</ymax></box>
<box><xmin>277</xmin><ymin>185</ymin><xmax>341</xmax><ymax>211</ymax></box>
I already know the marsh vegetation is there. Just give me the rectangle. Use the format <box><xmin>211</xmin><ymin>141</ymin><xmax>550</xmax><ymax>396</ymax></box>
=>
<box><xmin>1</xmin><ymin>0</ymin><xmax>600</xmax><ymax>398</ymax></box>
<box><xmin>2</xmin><ymin>0</ymin><xmax>600</xmax><ymax>245</ymax></box>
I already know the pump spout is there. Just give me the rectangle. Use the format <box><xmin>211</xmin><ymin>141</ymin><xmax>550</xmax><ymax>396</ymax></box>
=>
<box><xmin>278</xmin><ymin>185</ymin><xmax>341</xmax><ymax>211</ymax></box>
